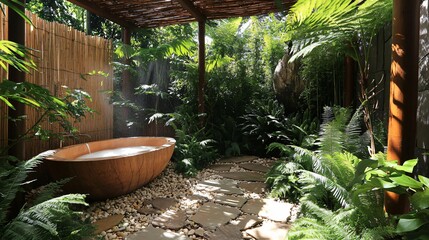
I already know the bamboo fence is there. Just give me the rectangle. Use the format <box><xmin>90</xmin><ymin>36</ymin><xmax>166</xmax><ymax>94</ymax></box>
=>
<box><xmin>1</xmin><ymin>10</ymin><xmax>114</xmax><ymax>159</ymax></box>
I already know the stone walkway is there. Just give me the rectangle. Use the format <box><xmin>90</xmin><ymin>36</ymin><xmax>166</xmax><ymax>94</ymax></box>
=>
<box><xmin>87</xmin><ymin>156</ymin><xmax>299</xmax><ymax>240</ymax></box>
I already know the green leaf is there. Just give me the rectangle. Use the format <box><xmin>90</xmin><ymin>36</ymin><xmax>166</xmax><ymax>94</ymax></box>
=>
<box><xmin>411</xmin><ymin>189</ymin><xmax>429</xmax><ymax>210</ymax></box>
<box><xmin>0</xmin><ymin>96</ymin><xmax>14</xmax><ymax>109</ymax></box>
<box><xmin>397</xmin><ymin>217</ymin><xmax>429</xmax><ymax>233</ymax></box>
<box><xmin>390</xmin><ymin>175</ymin><xmax>424</xmax><ymax>189</ymax></box>
<box><xmin>418</xmin><ymin>175</ymin><xmax>429</xmax><ymax>188</ymax></box>
<box><xmin>394</xmin><ymin>159</ymin><xmax>418</xmax><ymax>173</ymax></box>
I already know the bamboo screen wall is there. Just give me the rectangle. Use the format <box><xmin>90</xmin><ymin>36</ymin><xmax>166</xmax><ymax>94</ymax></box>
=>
<box><xmin>1</xmin><ymin>10</ymin><xmax>114</xmax><ymax>159</ymax></box>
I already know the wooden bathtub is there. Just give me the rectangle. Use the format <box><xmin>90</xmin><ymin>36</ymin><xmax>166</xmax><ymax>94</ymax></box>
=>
<box><xmin>44</xmin><ymin>137</ymin><xmax>175</xmax><ymax>200</ymax></box>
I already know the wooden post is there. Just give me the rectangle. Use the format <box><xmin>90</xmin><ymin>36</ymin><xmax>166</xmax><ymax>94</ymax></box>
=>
<box><xmin>385</xmin><ymin>0</ymin><xmax>420</xmax><ymax>214</ymax></box>
<box><xmin>343</xmin><ymin>55</ymin><xmax>354</xmax><ymax>107</ymax></box>
<box><xmin>198</xmin><ymin>20</ymin><xmax>206</xmax><ymax>125</ymax></box>
<box><xmin>85</xmin><ymin>10</ymin><xmax>92</xmax><ymax>35</ymax></box>
<box><xmin>7</xmin><ymin>0</ymin><xmax>26</xmax><ymax>160</ymax></box>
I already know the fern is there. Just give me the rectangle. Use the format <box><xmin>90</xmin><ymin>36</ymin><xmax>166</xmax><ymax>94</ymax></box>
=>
<box><xmin>0</xmin><ymin>155</ymin><xmax>94</xmax><ymax>239</ymax></box>
<box><xmin>0</xmin><ymin>156</ymin><xmax>39</xmax><ymax>225</ymax></box>
<box><xmin>1</xmin><ymin>194</ymin><xmax>93</xmax><ymax>240</ymax></box>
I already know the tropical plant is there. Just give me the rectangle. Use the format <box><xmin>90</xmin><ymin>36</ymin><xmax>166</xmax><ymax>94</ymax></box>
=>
<box><xmin>0</xmin><ymin>2</ymin><xmax>94</xmax><ymax>238</ymax></box>
<box><xmin>240</xmin><ymin>98</ymin><xmax>291</xmax><ymax>155</ymax></box>
<box><xmin>0</xmin><ymin>81</ymin><xmax>93</xmax><ymax>155</ymax></box>
<box><xmin>151</xmin><ymin>111</ymin><xmax>219</xmax><ymax>177</ymax></box>
<box><xmin>286</xmin><ymin>0</ymin><xmax>393</xmax><ymax>155</ymax></box>
<box><xmin>0</xmin><ymin>155</ymin><xmax>94</xmax><ymax>240</ymax></box>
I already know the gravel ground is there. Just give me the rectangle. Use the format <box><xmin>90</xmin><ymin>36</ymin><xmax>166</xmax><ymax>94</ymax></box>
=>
<box><xmin>84</xmin><ymin>157</ymin><xmax>297</xmax><ymax>239</ymax></box>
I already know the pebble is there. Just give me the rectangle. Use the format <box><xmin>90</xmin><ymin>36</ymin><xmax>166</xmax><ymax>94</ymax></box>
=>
<box><xmin>85</xmin><ymin>158</ymin><xmax>292</xmax><ymax>240</ymax></box>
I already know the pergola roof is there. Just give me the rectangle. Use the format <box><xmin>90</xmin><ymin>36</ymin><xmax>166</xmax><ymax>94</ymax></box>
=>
<box><xmin>68</xmin><ymin>0</ymin><xmax>296</xmax><ymax>28</ymax></box>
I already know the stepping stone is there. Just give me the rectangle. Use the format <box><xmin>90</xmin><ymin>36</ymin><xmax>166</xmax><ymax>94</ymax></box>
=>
<box><xmin>232</xmin><ymin>215</ymin><xmax>263</xmax><ymax>230</ymax></box>
<box><xmin>218</xmin><ymin>172</ymin><xmax>265</xmax><ymax>182</ymax></box>
<box><xmin>126</xmin><ymin>225</ymin><xmax>189</xmax><ymax>240</ymax></box>
<box><xmin>195</xmin><ymin>179</ymin><xmax>243</xmax><ymax>195</ymax></box>
<box><xmin>151</xmin><ymin>198</ymin><xmax>178</xmax><ymax>211</ymax></box>
<box><xmin>206</xmin><ymin>225</ymin><xmax>242</xmax><ymax>240</ymax></box>
<box><xmin>238</xmin><ymin>182</ymin><xmax>267</xmax><ymax>194</ymax></box>
<box><xmin>209</xmin><ymin>164</ymin><xmax>234</xmax><ymax>171</ymax></box>
<box><xmin>241</xmin><ymin>199</ymin><xmax>293</xmax><ymax>222</ymax></box>
<box><xmin>152</xmin><ymin>210</ymin><xmax>187</xmax><ymax>230</ymax></box>
<box><xmin>190</xmin><ymin>202</ymin><xmax>241</xmax><ymax>230</ymax></box>
<box><xmin>138</xmin><ymin>206</ymin><xmax>160</xmax><ymax>215</ymax></box>
<box><xmin>187</xmin><ymin>194</ymin><xmax>208</xmax><ymax>201</ymax></box>
<box><xmin>245</xmin><ymin>222</ymin><xmax>290</xmax><ymax>240</ymax></box>
<box><xmin>214</xmin><ymin>194</ymin><xmax>247</xmax><ymax>208</ymax></box>
<box><xmin>219</xmin><ymin>155</ymin><xmax>258</xmax><ymax>164</ymax></box>
<box><xmin>239</xmin><ymin>163</ymin><xmax>271</xmax><ymax>173</ymax></box>
<box><xmin>93</xmin><ymin>214</ymin><xmax>124</xmax><ymax>234</ymax></box>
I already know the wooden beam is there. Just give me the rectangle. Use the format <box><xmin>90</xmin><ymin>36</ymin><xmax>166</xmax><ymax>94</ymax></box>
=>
<box><xmin>67</xmin><ymin>0</ymin><xmax>136</xmax><ymax>29</ymax></box>
<box><xmin>176</xmin><ymin>0</ymin><xmax>206</xmax><ymax>22</ymax></box>
<box><xmin>7</xmin><ymin>1</ymin><xmax>26</xmax><ymax>160</ymax></box>
<box><xmin>198</xmin><ymin>21</ymin><xmax>206</xmax><ymax>125</ymax></box>
<box><xmin>385</xmin><ymin>0</ymin><xmax>420</xmax><ymax>215</ymax></box>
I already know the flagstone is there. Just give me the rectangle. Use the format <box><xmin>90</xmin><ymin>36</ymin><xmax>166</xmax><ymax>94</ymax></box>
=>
<box><xmin>232</xmin><ymin>214</ymin><xmax>263</xmax><ymax>230</ymax></box>
<box><xmin>219</xmin><ymin>155</ymin><xmax>258</xmax><ymax>164</ymax></box>
<box><xmin>190</xmin><ymin>202</ymin><xmax>241</xmax><ymax>230</ymax></box>
<box><xmin>218</xmin><ymin>172</ymin><xmax>265</xmax><ymax>182</ymax></box>
<box><xmin>126</xmin><ymin>225</ymin><xmax>189</xmax><ymax>240</ymax></box>
<box><xmin>214</xmin><ymin>194</ymin><xmax>247</xmax><ymax>208</ymax></box>
<box><xmin>137</xmin><ymin>206</ymin><xmax>160</xmax><ymax>215</ymax></box>
<box><xmin>152</xmin><ymin>210</ymin><xmax>188</xmax><ymax>230</ymax></box>
<box><xmin>209</xmin><ymin>164</ymin><xmax>234</xmax><ymax>171</ymax></box>
<box><xmin>151</xmin><ymin>197</ymin><xmax>178</xmax><ymax>211</ymax></box>
<box><xmin>245</xmin><ymin>222</ymin><xmax>290</xmax><ymax>240</ymax></box>
<box><xmin>195</xmin><ymin>179</ymin><xmax>243</xmax><ymax>195</ymax></box>
<box><xmin>93</xmin><ymin>214</ymin><xmax>124</xmax><ymax>234</ymax></box>
<box><xmin>239</xmin><ymin>163</ymin><xmax>271</xmax><ymax>173</ymax></box>
<box><xmin>206</xmin><ymin>225</ymin><xmax>243</xmax><ymax>240</ymax></box>
<box><xmin>238</xmin><ymin>182</ymin><xmax>267</xmax><ymax>194</ymax></box>
<box><xmin>241</xmin><ymin>199</ymin><xmax>293</xmax><ymax>222</ymax></box>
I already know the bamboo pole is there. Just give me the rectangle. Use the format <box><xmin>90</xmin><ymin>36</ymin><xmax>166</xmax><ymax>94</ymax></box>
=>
<box><xmin>385</xmin><ymin>0</ymin><xmax>420</xmax><ymax>215</ymax></box>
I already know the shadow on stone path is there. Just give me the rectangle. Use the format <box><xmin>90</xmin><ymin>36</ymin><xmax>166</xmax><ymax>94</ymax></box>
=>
<box><xmin>89</xmin><ymin>156</ymin><xmax>299</xmax><ymax>240</ymax></box>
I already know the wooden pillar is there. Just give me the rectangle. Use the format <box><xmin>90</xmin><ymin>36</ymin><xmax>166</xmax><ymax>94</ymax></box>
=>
<box><xmin>7</xmin><ymin>1</ymin><xmax>26</xmax><ymax>160</ymax></box>
<box><xmin>343</xmin><ymin>55</ymin><xmax>354</xmax><ymax>107</ymax></box>
<box><xmin>85</xmin><ymin>10</ymin><xmax>92</xmax><ymax>35</ymax></box>
<box><xmin>385</xmin><ymin>0</ymin><xmax>420</xmax><ymax>214</ymax></box>
<box><xmin>198</xmin><ymin>21</ymin><xmax>206</xmax><ymax>124</ymax></box>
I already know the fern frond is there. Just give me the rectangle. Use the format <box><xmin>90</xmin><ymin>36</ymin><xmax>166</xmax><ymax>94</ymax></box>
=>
<box><xmin>0</xmin><ymin>156</ymin><xmax>40</xmax><ymax>225</ymax></box>
<box><xmin>288</xmin><ymin>217</ymin><xmax>335</xmax><ymax>240</ymax></box>
<box><xmin>300</xmin><ymin>170</ymin><xmax>351</xmax><ymax>208</ymax></box>
<box><xmin>2</xmin><ymin>194</ymin><xmax>93</xmax><ymax>240</ymax></box>
<box><xmin>28</xmin><ymin>178</ymin><xmax>71</xmax><ymax>207</ymax></box>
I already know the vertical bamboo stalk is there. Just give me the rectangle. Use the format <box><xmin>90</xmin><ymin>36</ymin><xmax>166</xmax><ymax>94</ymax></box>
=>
<box><xmin>385</xmin><ymin>0</ymin><xmax>419</xmax><ymax>215</ymax></box>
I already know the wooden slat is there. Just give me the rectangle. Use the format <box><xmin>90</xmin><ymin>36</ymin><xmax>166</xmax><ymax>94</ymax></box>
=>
<box><xmin>1</xmin><ymin>10</ymin><xmax>114</xmax><ymax>159</ymax></box>
<box><xmin>64</xmin><ymin>0</ymin><xmax>296</xmax><ymax>28</ymax></box>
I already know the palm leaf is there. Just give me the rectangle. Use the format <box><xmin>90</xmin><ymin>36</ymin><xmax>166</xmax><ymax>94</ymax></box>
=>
<box><xmin>286</xmin><ymin>0</ymin><xmax>392</xmax><ymax>61</ymax></box>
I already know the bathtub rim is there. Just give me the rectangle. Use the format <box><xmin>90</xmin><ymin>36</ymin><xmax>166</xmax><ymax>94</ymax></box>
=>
<box><xmin>45</xmin><ymin>136</ymin><xmax>176</xmax><ymax>162</ymax></box>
